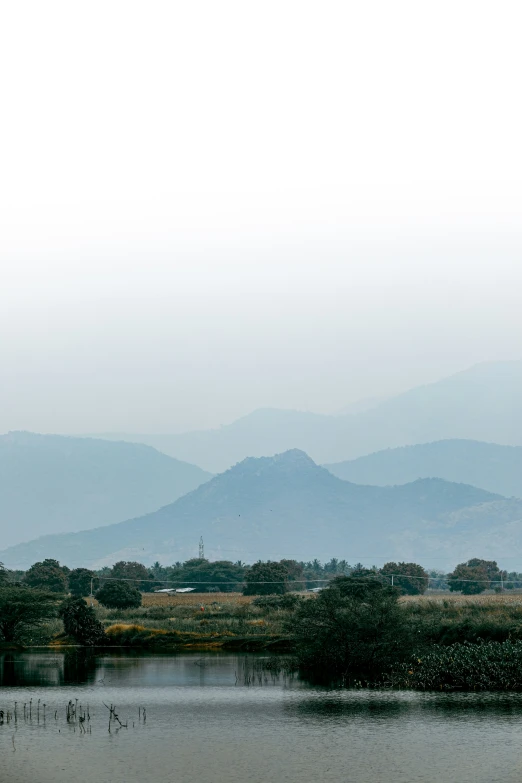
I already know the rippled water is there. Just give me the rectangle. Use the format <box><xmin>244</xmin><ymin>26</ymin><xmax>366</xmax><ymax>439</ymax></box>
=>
<box><xmin>2</xmin><ymin>650</ymin><xmax>522</xmax><ymax>783</ymax></box>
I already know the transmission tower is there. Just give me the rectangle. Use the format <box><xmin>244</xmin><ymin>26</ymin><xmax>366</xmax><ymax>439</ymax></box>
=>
<box><xmin>199</xmin><ymin>536</ymin><xmax>204</xmax><ymax>559</ymax></box>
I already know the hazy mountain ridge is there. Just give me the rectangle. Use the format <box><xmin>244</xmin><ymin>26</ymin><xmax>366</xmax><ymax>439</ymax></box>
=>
<box><xmin>88</xmin><ymin>361</ymin><xmax>522</xmax><ymax>472</ymax></box>
<box><xmin>325</xmin><ymin>440</ymin><xmax>522</xmax><ymax>498</ymax></box>
<box><xmin>1</xmin><ymin>448</ymin><xmax>516</xmax><ymax>571</ymax></box>
<box><xmin>0</xmin><ymin>431</ymin><xmax>212</xmax><ymax>548</ymax></box>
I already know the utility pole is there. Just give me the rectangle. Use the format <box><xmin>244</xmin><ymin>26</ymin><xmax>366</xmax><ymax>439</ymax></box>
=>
<box><xmin>199</xmin><ymin>536</ymin><xmax>204</xmax><ymax>560</ymax></box>
<box><xmin>90</xmin><ymin>577</ymin><xmax>94</xmax><ymax>606</ymax></box>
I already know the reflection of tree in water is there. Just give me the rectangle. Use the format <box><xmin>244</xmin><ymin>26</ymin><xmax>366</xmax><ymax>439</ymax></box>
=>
<box><xmin>63</xmin><ymin>649</ymin><xmax>99</xmax><ymax>685</ymax></box>
<box><xmin>285</xmin><ymin>692</ymin><xmax>522</xmax><ymax>724</ymax></box>
<box><xmin>236</xmin><ymin>654</ymin><xmax>295</xmax><ymax>687</ymax></box>
<box><xmin>0</xmin><ymin>649</ymin><xmax>101</xmax><ymax>687</ymax></box>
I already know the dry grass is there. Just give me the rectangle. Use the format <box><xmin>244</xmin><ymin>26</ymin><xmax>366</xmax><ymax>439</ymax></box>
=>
<box><xmin>141</xmin><ymin>591</ymin><xmax>254</xmax><ymax>608</ymax></box>
<box><xmin>89</xmin><ymin>591</ymin><xmax>293</xmax><ymax>642</ymax></box>
<box><xmin>401</xmin><ymin>592</ymin><xmax>522</xmax><ymax>607</ymax></box>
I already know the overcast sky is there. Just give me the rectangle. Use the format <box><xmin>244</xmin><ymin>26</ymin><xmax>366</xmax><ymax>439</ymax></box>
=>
<box><xmin>1</xmin><ymin>0</ymin><xmax>521</xmax><ymax>434</ymax></box>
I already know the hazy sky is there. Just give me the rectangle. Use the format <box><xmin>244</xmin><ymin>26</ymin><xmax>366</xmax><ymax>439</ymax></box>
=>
<box><xmin>1</xmin><ymin>1</ymin><xmax>521</xmax><ymax>433</ymax></box>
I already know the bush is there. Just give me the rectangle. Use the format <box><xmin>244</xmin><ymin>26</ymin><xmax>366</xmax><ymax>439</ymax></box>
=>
<box><xmin>252</xmin><ymin>594</ymin><xmax>301</xmax><ymax>610</ymax></box>
<box><xmin>397</xmin><ymin>641</ymin><xmax>522</xmax><ymax>691</ymax></box>
<box><xmin>59</xmin><ymin>597</ymin><xmax>105</xmax><ymax>645</ymax></box>
<box><xmin>95</xmin><ymin>580</ymin><xmax>142</xmax><ymax>609</ymax></box>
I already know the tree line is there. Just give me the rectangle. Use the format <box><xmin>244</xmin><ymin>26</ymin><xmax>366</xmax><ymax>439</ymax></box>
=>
<box><xmin>2</xmin><ymin>556</ymin><xmax>521</xmax><ymax>600</ymax></box>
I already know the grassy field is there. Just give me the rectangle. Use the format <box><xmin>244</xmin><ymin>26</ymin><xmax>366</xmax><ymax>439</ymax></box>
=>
<box><xmin>88</xmin><ymin>592</ymin><xmax>294</xmax><ymax>648</ymax></box>
<box><xmin>30</xmin><ymin>591</ymin><xmax>522</xmax><ymax>649</ymax></box>
<box><xmin>401</xmin><ymin>592</ymin><xmax>522</xmax><ymax>606</ymax></box>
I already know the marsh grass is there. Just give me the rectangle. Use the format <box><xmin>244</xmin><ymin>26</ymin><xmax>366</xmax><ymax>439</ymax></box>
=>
<box><xmin>402</xmin><ymin>594</ymin><xmax>522</xmax><ymax>645</ymax></box>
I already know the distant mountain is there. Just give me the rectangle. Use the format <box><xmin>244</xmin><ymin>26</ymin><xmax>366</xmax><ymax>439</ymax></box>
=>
<box><xmin>335</xmin><ymin>395</ymin><xmax>389</xmax><ymax>415</ymax></box>
<box><xmin>325</xmin><ymin>440</ymin><xmax>522</xmax><ymax>498</ymax></box>
<box><xmin>89</xmin><ymin>361</ymin><xmax>522</xmax><ymax>471</ymax></box>
<box><xmin>3</xmin><ymin>448</ymin><xmax>521</xmax><ymax>571</ymax></box>
<box><xmin>0</xmin><ymin>432</ymin><xmax>212</xmax><ymax>548</ymax></box>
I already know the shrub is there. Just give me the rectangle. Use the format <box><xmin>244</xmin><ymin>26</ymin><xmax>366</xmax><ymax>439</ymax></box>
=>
<box><xmin>252</xmin><ymin>594</ymin><xmax>301</xmax><ymax>610</ymax></box>
<box><xmin>95</xmin><ymin>580</ymin><xmax>142</xmax><ymax>609</ymax></box>
<box><xmin>59</xmin><ymin>597</ymin><xmax>105</xmax><ymax>645</ymax></box>
<box><xmin>397</xmin><ymin>640</ymin><xmax>522</xmax><ymax>691</ymax></box>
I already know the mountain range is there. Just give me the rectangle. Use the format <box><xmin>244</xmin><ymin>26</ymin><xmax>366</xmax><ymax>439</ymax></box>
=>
<box><xmin>0</xmin><ymin>432</ymin><xmax>212</xmax><ymax>548</ymax></box>
<box><xmin>88</xmin><ymin>360</ymin><xmax>522</xmax><ymax>472</ymax></box>
<box><xmin>3</xmin><ymin>449</ymin><xmax>522</xmax><ymax>571</ymax></box>
<box><xmin>325</xmin><ymin>440</ymin><xmax>522</xmax><ymax>499</ymax></box>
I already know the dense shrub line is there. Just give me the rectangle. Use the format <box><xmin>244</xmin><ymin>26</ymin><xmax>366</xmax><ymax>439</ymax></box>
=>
<box><xmin>395</xmin><ymin>641</ymin><xmax>522</xmax><ymax>691</ymax></box>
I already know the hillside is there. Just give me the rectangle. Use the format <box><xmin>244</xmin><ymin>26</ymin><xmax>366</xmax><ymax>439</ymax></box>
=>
<box><xmin>3</xmin><ymin>448</ymin><xmax>519</xmax><ymax>571</ymax></box>
<box><xmin>90</xmin><ymin>360</ymin><xmax>522</xmax><ymax>471</ymax></box>
<box><xmin>0</xmin><ymin>431</ymin><xmax>212</xmax><ymax>548</ymax></box>
<box><xmin>325</xmin><ymin>440</ymin><xmax>522</xmax><ymax>498</ymax></box>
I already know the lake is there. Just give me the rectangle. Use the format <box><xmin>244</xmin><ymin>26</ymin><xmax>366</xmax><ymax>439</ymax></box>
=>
<box><xmin>1</xmin><ymin>649</ymin><xmax>522</xmax><ymax>782</ymax></box>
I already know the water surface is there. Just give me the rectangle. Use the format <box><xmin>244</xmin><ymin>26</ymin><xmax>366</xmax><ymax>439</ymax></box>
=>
<box><xmin>1</xmin><ymin>650</ymin><xmax>522</xmax><ymax>783</ymax></box>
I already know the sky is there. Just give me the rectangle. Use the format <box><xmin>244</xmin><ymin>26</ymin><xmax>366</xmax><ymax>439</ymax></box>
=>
<box><xmin>1</xmin><ymin>0</ymin><xmax>522</xmax><ymax>434</ymax></box>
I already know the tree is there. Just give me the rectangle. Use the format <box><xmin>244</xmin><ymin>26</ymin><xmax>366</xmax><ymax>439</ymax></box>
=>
<box><xmin>95</xmin><ymin>580</ymin><xmax>142</xmax><ymax>609</ymax></box>
<box><xmin>292</xmin><ymin>577</ymin><xmax>409</xmax><ymax>683</ymax></box>
<box><xmin>379</xmin><ymin>562</ymin><xmax>429</xmax><ymax>595</ymax></box>
<box><xmin>0</xmin><ymin>587</ymin><xmax>59</xmax><ymax>642</ymax></box>
<box><xmin>348</xmin><ymin>564</ymin><xmax>385</xmax><ymax>584</ymax></box>
<box><xmin>24</xmin><ymin>559</ymin><xmax>68</xmax><ymax>593</ymax></box>
<box><xmin>448</xmin><ymin>559</ymin><xmax>502</xmax><ymax>595</ymax></box>
<box><xmin>0</xmin><ymin>563</ymin><xmax>8</xmax><ymax>586</ymax></box>
<box><xmin>59</xmin><ymin>597</ymin><xmax>105</xmax><ymax>645</ymax></box>
<box><xmin>172</xmin><ymin>559</ymin><xmax>245</xmax><ymax>593</ymax></box>
<box><xmin>68</xmin><ymin>568</ymin><xmax>99</xmax><ymax>598</ymax></box>
<box><xmin>243</xmin><ymin>561</ymin><xmax>290</xmax><ymax>596</ymax></box>
<box><xmin>278</xmin><ymin>560</ymin><xmax>305</xmax><ymax>590</ymax></box>
<box><xmin>110</xmin><ymin>561</ymin><xmax>151</xmax><ymax>590</ymax></box>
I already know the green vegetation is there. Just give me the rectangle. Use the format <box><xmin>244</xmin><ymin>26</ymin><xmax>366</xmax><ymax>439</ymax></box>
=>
<box><xmin>292</xmin><ymin>577</ymin><xmax>410</xmax><ymax>684</ymax></box>
<box><xmin>59</xmin><ymin>597</ymin><xmax>105</xmax><ymax>645</ymax></box>
<box><xmin>24</xmin><ymin>559</ymin><xmax>69</xmax><ymax>592</ymax></box>
<box><xmin>397</xmin><ymin>641</ymin><xmax>522</xmax><ymax>691</ymax></box>
<box><xmin>163</xmin><ymin>558</ymin><xmax>246</xmax><ymax>592</ymax></box>
<box><xmin>448</xmin><ymin>559</ymin><xmax>504</xmax><ymax>595</ymax></box>
<box><xmin>95</xmin><ymin>580</ymin><xmax>142</xmax><ymax>609</ymax></box>
<box><xmin>110</xmin><ymin>560</ymin><xmax>152</xmax><ymax>588</ymax></box>
<box><xmin>5</xmin><ymin>552</ymin><xmax>522</xmax><ymax>694</ymax></box>
<box><xmin>380</xmin><ymin>562</ymin><xmax>429</xmax><ymax>595</ymax></box>
<box><xmin>0</xmin><ymin>587</ymin><xmax>60</xmax><ymax>643</ymax></box>
<box><xmin>68</xmin><ymin>568</ymin><xmax>99</xmax><ymax>597</ymax></box>
<box><xmin>243</xmin><ymin>561</ymin><xmax>295</xmax><ymax>595</ymax></box>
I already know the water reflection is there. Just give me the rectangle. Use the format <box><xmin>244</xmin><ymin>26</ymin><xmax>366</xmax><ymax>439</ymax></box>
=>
<box><xmin>3</xmin><ymin>652</ymin><xmax>522</xmax><ymax>783</ymax></box>
<box><xmin>0</xmin><ymin>649</ymin><xmax>293</xmax><ymax>689</ymax></box>
<box><xmin>0</xmin><ymin>649</ymin><xmax>99</xmax><ymax>687</ymax></box>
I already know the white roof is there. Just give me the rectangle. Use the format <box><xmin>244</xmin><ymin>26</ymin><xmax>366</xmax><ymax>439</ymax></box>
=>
<box><xmin>153</xmin><ymin>587</ymin><xmax>196</xmax><ymax>594</ymax></box>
